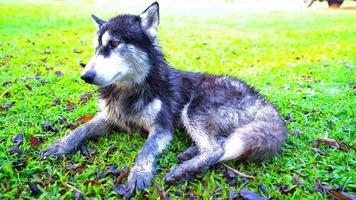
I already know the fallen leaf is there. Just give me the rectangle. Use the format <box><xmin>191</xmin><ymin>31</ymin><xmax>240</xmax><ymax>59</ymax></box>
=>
<box><xmin>194</xmin><ymin>173</ymin><xmax>203</xmax><ymax>180</ymax></box>
<box><xmin>105</xmin><ymin>146</ymin><xmax>117</xmax><ymax>158</ymax></box>
<box><xmin>32</xmin><ymin>76</ymin><xmax>47</xmax><ymax>84</ymax></box>
<box><xmin>79</xmin><ymin>93</ymin><xmax>93</xmax><ymax>103</ymax></box>
<box><xmin>65</xmin><ymin>164</ymin><xmax>78</xmax><ymax>171</ymax></box>
<box><xmin>224</xmin><ymin>166</ymin><xmax>238</xmax><ymax>186</ymax></box>
<box><xmin>2</xmin><ymin>92</ymin><xmax>11</xmax><ymax>98</ymax></box>
<box><xmin>2</xmin><ymin>81</ymin><xmax>12</xmax><ymax>87</ymax></box>
<box><xmin>95</xmin><ymin>171</ymin><xmax>101</xmax><ymax>180</ymax></box>
<box><xmin>25</xmin><ymin>84</ymin><xmax>32</xmax><ymax>91</ymax></box>
<box><xmin>53</xmin><ymin>98</ymin><xmax>60</xmax><ymax>106</ymax></box>
<box><xmin>339</xmin><ymin>142</ymin><xmax>350</xmax><ymax>151</ymax></box>
<box><xmin>65</xmin><ymin>103</ymin><xmax>76</xmax><ymax>111</ymax></box>
<box><xmin>42</xmin><ymin>120</ymin><xmax>58</xmax><ymax>132</ymax></box>
<box><xmin>284</xmin><ymin>113</ymin><xmax>296</xmax><ymax>122</ymax></box>
<box><xmin>186</xmin><ymin>189</ymin><xmax>195</xmax><ymax>200</ymax></box>
<box><xmin>156</xmin><ymin>186</ymin><xmax>169</xmax><ymax>200</ymax></box>
<box><xmin>68</xmin><ymin>124</ymin><xmax>78</xmax><ymax>130</ymax></box>
<box><xmin>292</xmin><ymin>176</ymin><xmax>304</xmax><ymax>187</ymax></box>
<box><xmin>226</xmin><ymin>167</ymin><xmax>237</xmax><ymax>178</ymax></box>
<box><xmin>12</xmin><ymin>158</ymin><xmax>27</xmax><ymax>169</ymax></box>
<box><xmin>240</xmin><ymin>188</ymin><xmax>266</xmax><ymax>200</ymax></box>
<box><xmin>12</xmin><ymin>133</ymin><xmax>24</xmax><ymax>145</ymax></box>
<box><xmin>3</xmin><ymin>102</ymin><xmax>13</xmax><ymax>109</ymax></box>
<box><xmin>314</xmin><ymin>179</ymin><xmax>334</xmax><ymax>192</ymax></box>
<box><xmin>9</xmin><ymin>145</ymin><xmax>23</xmax><ymax>154</ymax></box>
<box><xmin>79</xmin><ymin>61</ymin><xmax>86</xmax><ymax>68</ymax></box>
<box><xmin>9</xmin><ymin>133</ymin><xmax>24</xmax><ymax>154</ymax></box>
<box><xmin>65</xmin><ymin>164</ymin><xmax>84</xmax><ymax>174</ymax></box>
<box><xmin>75</xmin><ymin>115</ymin><xmax>94</xmax><ymax>124</ymax></box>
<box><xmin>41</xmin><ymin>57</ymin><xmax>47</xmax><ymax>63</ymax></box>
<box><xmin>278</xmin><ymin>185</ymin><xmax>296</xmax><ymax>195</ymax></box>
<box><xmin>105</xmin><ymin>165</ymin><xmax>122</xmax><ymax>177</ymax></box>
<box><xmin>257</xmin><ymin>183</ymin><xmax>268</xmax><ymax>194</ymax></box>
<box><xmin>98</xmin><ymin>165</ymin><xmax>128</xmax><ymax>180</ymax></box>
<box><xmin>291</xmin><ymin>129</ymin><xmax>303</xmax><ymax>135</ymax></box>
<box><xmin>58</xmin><ymin>116</ymin><xmax>77</xmax><ymax>129</ymax></box>
<box><xmin>82</xmin><ymin>180</ymin><xmax>98</xmax><ymax>186</ymax></box>
<box><xmin>331</xmin><ymin>191</ymin><xmax>356</xmax><ymax>200</ymax></box>
<box><xmin>79</xmin><ymin>145</ymin><xmax>89</xmax><ymax>157</ymax></box>
<box><xmin>171</xmin><ymin>191</ymin><xmax>182</xmax><ymax>197</ymax></box>
<box><xmin>39</xmin><ymin>180</ymin><xmax>48</xmax><ymax>190</ymax></box>
<box><xmin>44</xmin><ymin>48</ymin><xmax>51</xmax><ymax>54</ymax></box>
<box><xmin>29</xmin><ymin>181</ymin><xmax>41</xmax><ymax>196</ymax></box>
<box><xmin>116</xmin><ymin>166</ymin><xmax>129</xmax><ymax>184</ymax></box>
<box><xmin>29</xmin><ymin>136</ymin><xmax>41</xmax><ymax>147</ymax></box>
<box><xmin>89</xmin><ymin>148</ymin><xmax>98</xmax><ymax>158</ymax></box>
<box><xmin>1</xmin><ymin>55</ymin><xmax>12</xmax><ymax>64</ymax></box>
<box><xmin>73</xmin><ymin>190</ymin><xmax>82</xmax><ymax>200</ymax></box>
<box><xmin>165</xmin><ymin>165</ymin><xmax>171</xmax><ymax>173</ymax></box>
<box><xmin>240</xmin><ymin>177</ymin><xmax>250</xmax><ymax>183</ymax></box>
<box><xmin>229</xmin><ymin>190</ymin><xmax>238</xmax><ymax>200</ymax></box>
<box><xmin>312</xmin><ymin>138</ymin><xmax>339</xmax><ymax>148</ymax></box>
<box><xmin>111</xmin><ymin>184</ymin><xmax>127</xmax><ymax>196</ymax></box>
<box><xmin>73</xmin><ymin>48</ymin><xmax>82</xmax><ymax>54</ymax></box>
<box><xmin>314</xmin><ymin>180</ymin><xmax>355</xmax><ymax>200</ymax></box>
<box><xmin>54</xmin><ymin>71</ymin><xmax>63</xmax><ymax>77</ymax></box>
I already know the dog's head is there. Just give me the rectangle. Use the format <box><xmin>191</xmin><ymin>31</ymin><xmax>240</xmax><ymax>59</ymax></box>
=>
<box><xmin>81</xmin><ymin>2</ymin><xmax>159</xmax><ymax>87</ymax></box>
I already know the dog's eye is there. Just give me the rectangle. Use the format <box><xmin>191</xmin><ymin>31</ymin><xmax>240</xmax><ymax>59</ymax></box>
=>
<box><xmin>109</xmin><ymin>40</ymin><xmax>119</xmax><ymax>49</ymax></box>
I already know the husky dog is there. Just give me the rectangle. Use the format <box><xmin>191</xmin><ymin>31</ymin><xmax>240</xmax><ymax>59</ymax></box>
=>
<box><xmin>43</xmin><ymin>2</ymin><xmax>287</xmax><ymax>198</ymax></box>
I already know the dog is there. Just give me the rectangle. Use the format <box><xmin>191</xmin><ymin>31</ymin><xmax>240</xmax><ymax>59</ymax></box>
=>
<box><xmin>42</xmin><ymin>2</ymin><xmax>287</xmax><ymax>198</ymax></box>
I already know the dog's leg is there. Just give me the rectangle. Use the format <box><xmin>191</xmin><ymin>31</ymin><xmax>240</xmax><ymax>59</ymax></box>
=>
<box><xmin>42</xmin><ymin>116</ymin><xmax>111</xmax><ymax>158</ymax></box>
<box><xmin>165</xmin><ymin>142</ymin><xmax>223</xmax><ymax>185</ymax></box>
<box><xmin>165</xmin><ymin>103</ymin><xmax>224</xmax><ymax>185</ymax></box>
<box><xmin>125</xmin><ymin>126</ymin><xmax>173</xmax><ymax>199</ymax></box>
<box><xmin>177</xmin><ymin>146</ymin><xmax>199</xmax><ymax>161</ymax></box>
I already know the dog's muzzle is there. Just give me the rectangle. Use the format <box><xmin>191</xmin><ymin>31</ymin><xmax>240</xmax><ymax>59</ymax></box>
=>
<box><xmin>81</xmin><ymin>70</ymin><xmax>96</xmax><ymax>84</ymax></box>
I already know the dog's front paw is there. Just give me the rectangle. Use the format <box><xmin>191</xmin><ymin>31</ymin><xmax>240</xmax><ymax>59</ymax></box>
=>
<box><xmin>164</xmin><ymin>167</ymin><xmax>190</xmax><ymax>185</ymax></box>
<box><xmin>42</xmin><ymin>140</ymin><xmax>73</xmax><ymax>159</ymax></box>
<box><xmin>177</xmin><ymin>146</ymin><xmax>199</xmax><ymax>161</ymax></box>
<box><xmin>164</xmin><ymin>169</ymin><xmax>180</xmax><ymax>185</ymax></box>
<box><xmin>124</xmin><ymin>170</ymin><xmax>153</xmax><ymax>199</ymax></box>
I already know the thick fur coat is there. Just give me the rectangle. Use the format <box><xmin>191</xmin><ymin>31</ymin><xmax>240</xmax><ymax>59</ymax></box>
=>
<box><xmin>43</xmin><ymin>2</ymin><xmax>287</xmax><ymax>198</ymax></box>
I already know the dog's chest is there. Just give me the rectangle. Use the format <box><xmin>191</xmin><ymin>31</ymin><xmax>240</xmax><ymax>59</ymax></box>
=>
<box><xmin>99</xmin><ymin>98</ymin><xmax>162</xmax><ymax>132</ymax></box>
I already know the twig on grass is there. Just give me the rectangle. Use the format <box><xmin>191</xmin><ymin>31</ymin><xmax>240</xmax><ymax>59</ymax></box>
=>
<box><xmin>223</xmin><ymin>163</ymin><xmax>255</xmax><ymax>179</ymax></box>
<box><xmin>62</xmin><ymin>182</ymin><xmax>84</xmax><ymax>195</ymax></box>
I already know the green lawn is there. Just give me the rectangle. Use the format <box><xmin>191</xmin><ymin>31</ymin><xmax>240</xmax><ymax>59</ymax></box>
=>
<box><xmin>0</xmin><ymin>1</ymin><xmax>355</xmax><ymax>199</ymax></box>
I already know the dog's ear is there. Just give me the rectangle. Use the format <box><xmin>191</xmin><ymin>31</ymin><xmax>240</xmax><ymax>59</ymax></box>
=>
<box><xmin>140</xmin><ymin>2</ymin><xmax>159</xmax><ymax>38</ymax></box>
<box><xmin>91</xmin><ymin>14</ymin><xmax>106</xmax><ymax>28</ymax></box>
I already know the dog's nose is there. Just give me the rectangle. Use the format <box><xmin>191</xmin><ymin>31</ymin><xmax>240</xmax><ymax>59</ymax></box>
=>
<box><xmin>81</xmin><ymin>70</ymin><xmax>96</xmax><ymax>83</ymax></box>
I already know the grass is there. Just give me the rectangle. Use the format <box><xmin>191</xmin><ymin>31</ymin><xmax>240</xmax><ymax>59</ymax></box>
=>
<box><xmin>0</xmin><ymin>1</ymin><xmax>355</xmax><ymax>199</ymax></box>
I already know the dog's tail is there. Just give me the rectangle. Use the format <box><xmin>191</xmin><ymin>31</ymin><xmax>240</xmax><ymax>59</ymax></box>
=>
<box><xmin>220</xmin><ymin>107</ymin><xmax>287</xmax><ymax>161</ymax></box>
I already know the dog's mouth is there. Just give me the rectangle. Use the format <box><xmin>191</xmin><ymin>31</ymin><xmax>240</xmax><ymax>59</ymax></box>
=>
<box><xmin>95</xmin><ymin>72</ymin><xmax>122</xmax><ymax>87</ymax></box>
<box><xmin>110</xmin><ymin>72</ymin><xmax>122</xmax><ymax>83</ymax></box>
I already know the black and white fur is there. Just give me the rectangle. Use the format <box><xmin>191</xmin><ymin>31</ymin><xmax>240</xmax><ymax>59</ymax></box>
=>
<box><xmin>43</xmin><ymin>2</ymin><xmax>287</xmax><ymax>198</ymax></box>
